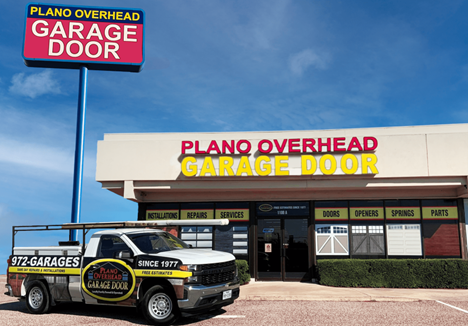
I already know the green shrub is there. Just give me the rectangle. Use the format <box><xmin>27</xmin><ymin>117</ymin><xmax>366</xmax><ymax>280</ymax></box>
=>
<box><xmin>317</xmin><ymin>259</ymin><xmax>468</xmax><ymax>288</ymax></box>
<box><xmin>235</xmin><ymin>260</ymin><xmax>251</xmax><ymax>285</ymax></box>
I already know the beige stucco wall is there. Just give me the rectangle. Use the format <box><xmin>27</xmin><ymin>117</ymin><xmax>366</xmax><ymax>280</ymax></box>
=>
<box><xmin>96</xmin><ymin>124</ymin><xmax>468</xmax><ymax>181</ymax></box>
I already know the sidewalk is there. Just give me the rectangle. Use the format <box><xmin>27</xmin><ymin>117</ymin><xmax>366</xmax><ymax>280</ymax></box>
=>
<box><xmin>238</xmin><ymin>279</ymin><xmax>468</xmax><ymax>302</ymax></box>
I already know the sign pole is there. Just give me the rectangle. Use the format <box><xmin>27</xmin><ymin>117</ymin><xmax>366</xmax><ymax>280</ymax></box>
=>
<box><xmin>70</xmin><ymin>66</ymin><xmax>88</xmax><ymax>241</ymax></box>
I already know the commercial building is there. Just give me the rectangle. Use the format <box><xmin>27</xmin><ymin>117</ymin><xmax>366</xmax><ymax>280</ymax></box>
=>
<box><xmin>96</xmin><ymin>124</ymin><xmax>468</xmax><ymax>281</ymax></box>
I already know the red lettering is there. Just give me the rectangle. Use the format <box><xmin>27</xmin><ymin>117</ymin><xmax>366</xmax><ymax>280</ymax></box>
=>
<box><xmin>236</xmin><ymin>140</ymin><xmax>251</xmax><ymax>154</ymax></box>
<box><xmin>207</xmin><ymin>140</ymin><xmax>221</xmax><ymax>154</ymax></box>
<box><xmin>303</xmin><ymin>139</ymin><xmax>316</xmax><ymax>152</ymax></box>
<box><xmin>364</xmin><ymin>137</ymin><xmax>378</xmax><ymax>151</ymax></box>
<box><xmin>181</xmin><ymin>141</ymin><xmax>193</xmax><ymax>154</ymax></box>
<box><xmin>318</xmin><ymin>138</ymin><xmax>331</xmax><ymax>152</ymax></box>
<box><xmin>333</xmin><ymin>137</ymin><xmax>346</xmax><ymax>152</ymax></box>
<box><xmin>274</xmin><ymin>139</ymin><xmax>287</xmax><ymax>153</ymax></box>
<box><xmin>194</xmin><ymin>141</ymin><xmax>206</xmax><ymax>154</ymax></box>
<box><xmin>288</xmin><ymin>139</ymin><xmax>300</xmax><ymax>153</ymax></box>
<box><xmin>347</xmin><ymin>137</ymin><xmax>363</xmax><ymax>151</ymax></box>
<box><xmin>222</xmin><ymin>140</ymin><xmax>235</xmax><ymax>154</ymax></box>
<box><xmin>258</xmin><ymin>139</ymin><xmax>273</xmax><ymax>153</ymax></box>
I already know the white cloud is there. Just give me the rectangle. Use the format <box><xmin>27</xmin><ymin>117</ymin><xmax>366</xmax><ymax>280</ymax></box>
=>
<box><xmin>289</xmin><ymin>49</ymin><xmax>329</xmax><ymax>76</ymax></box>
<box><xmin>0</xmin><ymin>136</ymin><xmax>73</xmax><ymax>174</ymax></box>
<box><xmin>9</xmin><ymin>70</ymin><xmax>61</xmax><ymax>99</ymax></box>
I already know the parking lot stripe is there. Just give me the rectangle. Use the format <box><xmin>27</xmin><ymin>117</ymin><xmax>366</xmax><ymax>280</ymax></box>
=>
<box><xmin>213</xmin><ymin>315</ymin><xmax>246</xmax><ymax>318</ymax></box>
<box><xmin>436</xmin><ymin>301</ymin><xmax>468</xmax><ymax>314</ymax></box>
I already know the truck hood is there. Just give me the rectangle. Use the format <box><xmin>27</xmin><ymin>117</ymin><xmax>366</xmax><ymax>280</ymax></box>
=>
<box><xmin>151</xmin><ymin>249</ymin><xmax>235</xmax><ymax>265</ymax></box>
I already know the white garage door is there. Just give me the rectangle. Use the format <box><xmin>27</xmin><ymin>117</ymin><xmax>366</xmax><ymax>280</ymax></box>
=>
<box><xmin>387</xmin><ymin>224</ymin><xmax>422</xmax><ymax>256</ymax></box>
<box><xmin>316</xmin><ymin>225</ymin><xmax>349</xmax><ymax>256</ymax></box>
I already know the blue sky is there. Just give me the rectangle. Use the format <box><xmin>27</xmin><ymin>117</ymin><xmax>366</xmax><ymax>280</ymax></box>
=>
<box><xmin>0</xmin><ymin>0</ymin><xmax>467</xmax><ymax>271</ymax></box>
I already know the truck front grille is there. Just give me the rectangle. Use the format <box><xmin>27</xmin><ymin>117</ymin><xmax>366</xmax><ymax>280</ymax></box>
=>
<box><xmin>199</xmin><ymin>260</ymin><xmax>236</xmax><ymax>286</ymax></box>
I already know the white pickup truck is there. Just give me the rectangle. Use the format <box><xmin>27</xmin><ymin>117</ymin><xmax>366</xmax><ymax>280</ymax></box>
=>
<box><xmin>5</xmin><ymin>220</ymin><xmax>240</xmax><ymax>325</ymax></box>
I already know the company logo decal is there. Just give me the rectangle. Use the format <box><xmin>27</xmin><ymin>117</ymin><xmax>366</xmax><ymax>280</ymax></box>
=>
<box><xmin>82</xmin><ymin>259</ymin><xmax>135</xmax><ymax>302</ymax></box>
<box><xmin>259</xmin><ymin>204</ymin><xmax>273</xmax><ymax>212</ymax></box>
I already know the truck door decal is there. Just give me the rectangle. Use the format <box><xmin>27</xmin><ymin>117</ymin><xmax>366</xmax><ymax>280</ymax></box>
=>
<box><xmin>82</xmin><ymin>259</ymin><xmax>136</xmax><ymax>302</ymax></box>
<box><xmin>134</xmin><ymin>256</ymin><xmax>192</xmax><ymax>278</ymax></box>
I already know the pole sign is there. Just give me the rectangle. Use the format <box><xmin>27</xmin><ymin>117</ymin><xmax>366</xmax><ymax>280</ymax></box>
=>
<box><xmin>23</xmin><ymin>3</ymin><xmax>145</xmax><ymax>72</ymax></box>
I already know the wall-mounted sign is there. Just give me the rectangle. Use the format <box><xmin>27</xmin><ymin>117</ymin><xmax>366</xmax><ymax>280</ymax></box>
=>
<box><xmin>215</xmin><ymin>202</ymin><xmax>249</xmax><ymax>222</ymax></box>
<box><xmin>181</xmin><ymin>209</ymin><xmax>214</xmax><ymax>220</ymax></box>
<box><xmin>215</xmin><ymin>208</ymin><xmax>249</xmax><ymax>222</ymax></box>
<box><xmin>422</xmin><ymin>200</ymin><xmax>458</xmax><ymax>220</ymax></box>
<box><xmin>180</xmin><ymin>137</ymin><xmax>378</xmax><ymax>177</ymax></box>
<box><xmin>146</xmin><ymin>209</ymin><xmax>179</xmax><ymax>220</ymax></box>
<box><xmin>350</xmin><ymin>201</ymin><xmax>384</xmax><ymax>221</ymax></box>
<box><xmin>315</xmin><ymin>201</ymin><xmax>349</xmax><ymax>222</ymax></box>
<box><xmin>385</xmin><ymin>200</ymin><xmax>421</xmax><ymax>220</ymax></box>
<box><xmin>23</xmin><ymin>3</ymin><xmax>145</xmax><ymax>72</ymax></box>
<box><xmin>256</xmin><ymin>202</ymin><xmax>309</xmax><ymax>217</ymax></box>
<box><xmin>265</xmin><ymin>243</ymin><xmax>272</xmax><ymax>253</ymax></box>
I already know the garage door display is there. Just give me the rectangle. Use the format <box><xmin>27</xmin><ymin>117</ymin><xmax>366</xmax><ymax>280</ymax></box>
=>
<box><xmin>387</xmin><ymin>224</ymin><xmax>422</xmax><ymax>256</ymax></box>
<box><xmin>350</xmin><ymin>225</ymin><xmax>384</xmax><ymax>256</ymax></box>
<box><xmin>316</xmin><ymin>225</ymin><xmax>349</xmax><ymax>256</ymax></box>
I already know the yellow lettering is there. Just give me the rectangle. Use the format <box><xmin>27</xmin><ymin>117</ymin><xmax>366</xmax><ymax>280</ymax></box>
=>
<box><xmin>117</xmin><ymin>12</ymin><xmax>123</xmax><ymax>20</ymax></box>
<box><xmin>301</xmin><ymin>155</ymin><xmax>317</xmax><ymax>175</ymax></box>
<box><xmin>124</xmin><ymin>12</ymin><xmax>131</xmax><ymax>20</ymax></box>
<box><xmin>362</xmin><ymin>154</ymin><xmax>379</xmax><ymax>174</ymax></box>
<box><xmin>30</xmin><ymin>6</ymin><xmax>38</xmax><ymax>15</ymax></box>
<box><xmin>108</xmin><ymin>11</ymin><xmax>115</xmax><ymax>20</ymax></box>
<box><xmin>236</xmin><ymin>156</ymin><xmax>253</xmax><ymax>176</ymax></box>
<box><xmin>54</xmin><ymin>8</ymin><xmax>62</xmax><ymax>17</ymax></box>
<box><xmin>320</xmin><ymin>154</ymin><xmax>337</xmax><ymax>175</ymax></box>
<box><xmin>100</xmin><ymin>11</ymin><xmax>107</xmax><ymax>20</ymax></box>
<box><xmin>200</xmin><ymin>157</ymin><xmax>216</xmax><ymax>176</ymax></box>
<box><xmin>46</xmin><ymin>8</ymin><xmax>54</xmax><ymax>16</ymax></box>
<box><xmin>181</xmin><ymin>157</ymin><xmax>197</xmax><ymax>177</ymax></box>
<box><xmin>92</xmin><ymin>10</ymin><xmax>99</xmax><ymax>19</ymax></box>
<box><xmin>75</xmin><ymin>9</ymin><xmax>83</xmax><ymax>18</ymax></box>
<box><xmin>255</xmin><ymin>156</ymin><xmax>271</xmax><ymax>176</ymax></box>
<box><xmin>132</xmin><ymin>13</ymin><xmax>140</xmax><ymax>21</ymax></box>
<box><xmin>275</xmin><ymin>156</ymin><xmax>289</xmax><ymax>176</ymax></box>
<box><xmin>63</xmin><ymin>9</ymin><xmax>71</xmax><ymax>17</ymax></box>
<box><xmin>38</xmin><ymin>7</ymin><xmax>45</xmax><ymax>16</ymax></box>
<box><xmin>341</xmin><ymin>154</ymin><xmax>358</xmax><ymax>174</ymax></box>
<box><xmin>219</xmin><ymin>157</ymin><xmax>234</xmax><ymax>176</ymax></box>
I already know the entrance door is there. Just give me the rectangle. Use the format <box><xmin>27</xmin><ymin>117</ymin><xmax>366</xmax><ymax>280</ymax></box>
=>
<box><xmin>257</xmin><ymin>218</ymin><xmax>309</xmax><ymax>281</ymax></box>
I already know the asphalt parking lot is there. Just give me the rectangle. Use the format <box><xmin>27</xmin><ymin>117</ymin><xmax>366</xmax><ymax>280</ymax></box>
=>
<box><xmin>3</xmin><ymin>276</ymin><xmax>468</xmax><ymax>325</ymax></box>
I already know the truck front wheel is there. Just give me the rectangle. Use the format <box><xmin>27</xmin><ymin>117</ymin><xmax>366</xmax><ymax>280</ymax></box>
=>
<box><xmin>141</xmin><ymin>285</ymin><xmax>179</xmax><ymax>325</ymax></box>
<box><xmin>25</xmin><ymin>281</ymin><xmax>50</xmax><ymax>314</ymax></box>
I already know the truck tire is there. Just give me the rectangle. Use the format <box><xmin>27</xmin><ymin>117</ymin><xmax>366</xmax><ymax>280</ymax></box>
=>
<box><xmin>141</xmin><ymin>285</ymin><xmax>179</xmax><ymax>325</ymax></box>
<box><xmin>25</xmin><ymin>281</ymin><xmax>50</xmax><ymax>314</ymax></box>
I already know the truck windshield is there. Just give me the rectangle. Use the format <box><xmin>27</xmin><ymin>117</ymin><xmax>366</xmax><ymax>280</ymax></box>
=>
<box><xmin>127</xmin><ymin>232</ymin><xmax>189</xmax><ymax>253</ymax></box>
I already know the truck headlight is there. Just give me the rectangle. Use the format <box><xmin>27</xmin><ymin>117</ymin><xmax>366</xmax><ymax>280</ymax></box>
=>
<box><xmin>181</xmin><ymin>265</ymin><xmax>200</xmax><ymax>284</ymax></box>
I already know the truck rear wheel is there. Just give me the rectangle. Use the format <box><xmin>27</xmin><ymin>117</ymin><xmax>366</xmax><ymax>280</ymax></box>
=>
<box><xmin>26</xmin><ymin>281</ymin><xmax>50</xmax><ymax>314</ymax></box>
<box><xmin>141</xmin><ymin>285</ymin><xmax>179</xmax><ymax>325</ymax></box>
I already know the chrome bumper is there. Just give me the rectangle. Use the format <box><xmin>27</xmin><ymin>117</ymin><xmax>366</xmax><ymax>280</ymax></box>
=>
<box><xmin>178</xmin><ymin>279</ymin><xmax>240</xmax><ymax>311</ymax></box>
<box><xmin>4</xmin><ymin>284</ymin><xmax>14</xmax><ymax>297</ymax></box>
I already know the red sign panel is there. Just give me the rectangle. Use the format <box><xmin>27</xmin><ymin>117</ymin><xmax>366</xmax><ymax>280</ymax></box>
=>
<box><xmin>23</xmin><ymin>3</ymin><xmax>145</xmax><ymax>72</ymax></box>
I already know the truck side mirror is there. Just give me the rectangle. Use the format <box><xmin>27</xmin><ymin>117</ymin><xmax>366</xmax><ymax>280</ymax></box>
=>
<box><xmin>115</xmin><ymin>250</ymin><xmax>133</xmax><ymax>259</ymax></box>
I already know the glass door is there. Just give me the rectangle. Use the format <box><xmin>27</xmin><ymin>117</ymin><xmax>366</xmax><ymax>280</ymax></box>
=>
<box><xmin>257</xmin><ymin>219</ymin><xmax>282</xmax><ymax>280</ymax></box>
<box><xmin>257</xmin><ymin>218</ymin><xmax>309</xmax><ymax>281</ymax></box>
<box><xmin>284</xmin><ymin>218</ymin><xmax>309</xmax><ymax>280</ymax></box>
